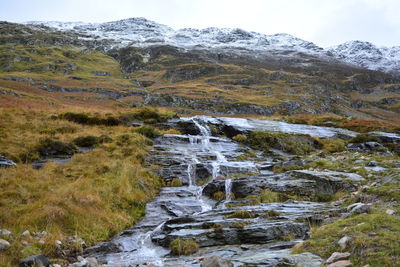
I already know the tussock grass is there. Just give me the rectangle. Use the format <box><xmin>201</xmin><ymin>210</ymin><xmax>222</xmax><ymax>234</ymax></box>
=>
<box><xmin>169</xmin><ymin>238</ymin><xmax>199</xmax><ymax>256</ymax></box>
<box><xmin>0</xmin><ymin>108</ymin><xmax>162</xmax><ymax>265</ymax></box>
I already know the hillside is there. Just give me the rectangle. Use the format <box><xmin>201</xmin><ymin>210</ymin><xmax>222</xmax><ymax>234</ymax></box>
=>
<box><xmin>0</xmin><ymin>18</ymin><xmax>399</xmax><ymax>267</ymax></box>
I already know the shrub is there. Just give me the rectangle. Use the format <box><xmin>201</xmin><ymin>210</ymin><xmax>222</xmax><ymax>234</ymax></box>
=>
<box><xmin>73</xmin><ymin>136</ymin><xmax>99</xmax><ymax>147</ymax></box>
<box><xmin>61</xmin><ymin>112</ymin><xmax>121</xmax><ymax>126</ymax></box>
<box><xmin>134</xmin><ymin>126</ymin><xmax>161</xmax><ymax>139</ymax></box>
<box><xmin>318</xmin><ymin>138</ymin><xmax>346</xmax><ymax>153</ymax></box>
<box><xmin>35</xmin><ymin>138</ymin><xmax>77</xmax><ymax>156</ymax></box>
<box><xmin>169</xmin><ymin>238</ymin><xmax>199</xmax><ymax>256</ymax></box>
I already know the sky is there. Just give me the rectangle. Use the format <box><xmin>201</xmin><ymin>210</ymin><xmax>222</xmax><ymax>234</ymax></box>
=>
<box><xmin>0</xmin><ymin>0</ymin><xmax>399</xmax><ymax>48</ymax></box>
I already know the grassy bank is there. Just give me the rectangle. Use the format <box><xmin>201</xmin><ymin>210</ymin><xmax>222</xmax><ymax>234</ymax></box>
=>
<box><xmin>0</xmin><ymin>108</ymin><xmax>167</xmax><ymax>265</ymax></box>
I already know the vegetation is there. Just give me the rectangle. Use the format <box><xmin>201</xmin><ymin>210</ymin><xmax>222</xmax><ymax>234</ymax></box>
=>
<box><xmin>293</xmin><ymin>208</ymin><xmax>400</xmax><ymax>266</ymax></box>
<box><xmin>226</xmin><ymin>210</ymin><xmax>255</xmax><ymax>219</ymax></box>
<box><xmin>0</xmin><ymin>108</ymin><xmax>166</xmax><ymax>266</ymax></box>
<box><xmin>169</xmin><ymin>238</ymin><xmax>199</xmax><ymax>256</ymax></box>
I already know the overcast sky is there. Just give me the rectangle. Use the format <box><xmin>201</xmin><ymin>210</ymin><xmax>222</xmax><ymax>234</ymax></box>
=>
<box><xmin>1</xmin><ymin>0</ymin><xmax>399</xmax><ymax>47</ymax></box>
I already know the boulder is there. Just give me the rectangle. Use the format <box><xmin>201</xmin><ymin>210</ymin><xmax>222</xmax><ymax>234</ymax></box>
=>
<box><xmin>287</xmin><ymin>252</ymin><xmax>324</xmax><ymax>267</ymax></box>
<box><xmin>19</xmin><ymin>254</ymin><xmax>51</xmax><ymax>267</ymax></box>
<box><xmin>201</xmin><ymin>256</ymin><xmax>233</xmax><ymax>267</ymax></box>
<box><xmin>347</xmin><ymin>203</ymin><xmax>371</xmax><ymax>215</ymax></box>
<box><xmin>326</xmin><ymin>252</ymin><xmax>351</xmax><ymax>264</ymax></box>
<box><xmin>0</xmin><ymin>238</ymin><xmax>11</xmax><ymax>251</ymax></box>
<box><xmin>0</xmin><ymin>229</ymin><xmax>12</xmax><ymax>238</ymax></box>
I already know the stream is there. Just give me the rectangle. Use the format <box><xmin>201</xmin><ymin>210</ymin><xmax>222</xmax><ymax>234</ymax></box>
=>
<box><xmin>84</xmin><ymin>116</ymin><xmax>353</xmax><ymax>266</ymax></box>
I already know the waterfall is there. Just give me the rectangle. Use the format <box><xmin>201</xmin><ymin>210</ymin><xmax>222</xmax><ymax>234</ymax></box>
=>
<box><xmin>225</xmin><ymin>178</ymin><xmax>233</xmax><ymax>202</ymax></box>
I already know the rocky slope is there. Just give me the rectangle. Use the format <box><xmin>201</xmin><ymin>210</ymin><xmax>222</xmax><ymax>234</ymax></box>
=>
<box><xmin>26</xmin><ymin>17</ymin><xmax>400</xmax><ymax>76</ymax></box>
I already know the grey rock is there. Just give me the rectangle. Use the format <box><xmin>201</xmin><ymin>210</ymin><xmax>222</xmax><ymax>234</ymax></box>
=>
<box><xmin>0</xmin><ymin>239</ymin><xmax>11</xmax><ymax>251</ymax></box>
<box><xmin>0</xmin><ymin>229</ymin><xmax>12</xmax><ymax>238</ymax></box>
<box><xmin>0</xmin><ymin>155</ymin><xmax>17</xmax><ymax>168</ymax></box>
<box><xmin>326</xmin><ymin>252</ymin><xmax>351</xmax><ymax>264</ymax></box>
<box><xmin>386</xmin><ymin>209</ymin><xmax>395</xmax><ymax>215</ymax></box>
<box><xmin>287</xmin><ymin>252</ymin><xmax>324</xmax><ymax>267</ymax></box>
<box><xmin>200</xmin><ymin>256</ymin><xmax>233</xmax><ymax>267</ymax></box>
<box><xmin>338</xmin><ymin>235</ymin><xmax>351</xmax><ymax>249</ymax></box>
<box><xmin>347</xmin><ymin>203</ymin><xmax>371</xmax><ymax>214</ymax></box>
<box><xmin>19</xmin><ymin>254</ymin><xmax>51</xmax><ymax>267</ymax></box>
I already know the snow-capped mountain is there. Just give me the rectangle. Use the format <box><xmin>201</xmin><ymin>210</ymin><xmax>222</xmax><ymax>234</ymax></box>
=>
<box><xmin>328</xmin><ymin>41</ymin><xmax>400</xmax><ymax>75</ymax></box>
<box><xmin>26</xmin><ymin>18</ymin><xmax>400</xmax><ymax>76</ymax></box>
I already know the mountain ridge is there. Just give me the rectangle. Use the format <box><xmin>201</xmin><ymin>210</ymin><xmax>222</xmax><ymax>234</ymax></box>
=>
<box><xmin>25</xmin><ymin>17</ymin><xmax>400</xmax><ymax>76</ymax></box>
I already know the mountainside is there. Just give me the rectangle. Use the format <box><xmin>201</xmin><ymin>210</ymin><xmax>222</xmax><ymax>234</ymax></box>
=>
<box><xmin>26</xmin><ymin>18</ymin><xmax>400</xmax><ymax>76</ymax></box>
<box><xmin>0</xmin><ymin>18</ymin><xmax>399</xmax><ymax>125</ymax></box>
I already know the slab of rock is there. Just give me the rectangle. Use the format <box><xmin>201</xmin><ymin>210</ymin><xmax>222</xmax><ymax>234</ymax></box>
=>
<box><xmin>19</xmin><ymin>254</ymin><xmax>51</xmax><ymax>267</ymax></box>
<box><xmin>327</xmin><ymin>260</ymin><xmax>353</xmax><ymax>267</ymax></box>
<box><xmin>287</xmin><ymin>252</ymin><xmax>324</xmax><ymax>267</ymax></box>
<box><xmin>368</xmin><ymin>132</ymin><xmax>400</xmax><ymax>143</ymax></box>
<box><xmin>201</xmin><ymin>256</ymin><xmax>233</xmax><ymax>267</ymax></box>
<box><xmin>347</xmin><ymin>203</ymin><xmax>371</xmax><ymax>215</ymax></box>
<box><xmin>326</xmin><ymin>252</ymin><xmax>351</xmax><ymax>264</ymax></box>
<box><xmin>0</xmin><ymin>238</ymin><xmax>11</xmax><ymax>251</ymax></box>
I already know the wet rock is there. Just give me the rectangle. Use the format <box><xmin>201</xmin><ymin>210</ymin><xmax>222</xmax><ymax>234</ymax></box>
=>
<box><xmin>326</xmin><ymin>252</ymin><xmax>351</xmax><ymax>264</ymax></box>
<box><xmin>201</xmin><ymin>256</ymin><xmax>233</xmax><ymax>267</ymax></box>
<box><xmin>347</xmin><ymin>142</ymin><xmax>385</xmax><ymax>152</ymax></box>
<box><xmin>368</xmin><ymin>132</ymin><xmax>400</xmax><ymax>144</ymax></box>
<box><xmin>347</xmin><ymin>203</ymin><xmax>371</xmax><ymax>215</ymax></box>
<box><xmin>0</xmin><ymin>238</ymin><xmax>11</xmax><ymax>251</ymax></box>
<box><xmin>338</xmin><ymin>235</ymin><xmax>351</xmax><ymax>249</ymax></box>
<box><xmin>19</xmin><ymin>254</ymin><xmax>51</xmax><ymax>267</ymax></box>
<box><xmin>83</xmin><ymin>241</ymin><xmax>120</xmax><ymax>256</ymax></box>
<box><xmin>327</xmin><ymin>260</ymin><xmax>353</xmax><ymax>267</ymax></box>
<box><xmin>69</xmin><ymin>256</ymin><xmax>99</xmax><ymax>267</ymax></box>
<box><xmin>0</xmin><ymin>155</ymin><xmax>16</xmax><ymax>168</ymax></box>
<box><xmin>287</xmin><ymin>252</ymin><xmax>324</xmax><ymax>267</ymax></box>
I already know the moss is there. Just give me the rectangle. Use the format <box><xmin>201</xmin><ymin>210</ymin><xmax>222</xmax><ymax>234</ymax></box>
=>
<box><xmin>209</xmin><ymin>223</ymin><xmax>224</xmax><ymax>233</ymax></box>
<box><xmin>35</xmin><ymin>138</ymin><xmax>78</xmax><ymax>156</ymax></box>
<box><xmin>258</xmin><ymin>189</ymin><xmax>280</xmax><ymax>203</ymax></box>
<box><xmin>167</xmin><ymin>178</ymin><xmax>183</xmax><ymax>187</ymax></box>
<box><xmin>230</xmin><ymin>221</ymin><xmax>251</xmax><ymax>229</ymax></box>
<box><xmin>232</xmin><ymin>134</ymin><xmax>247</xmax><ymax>143</ymax></box>
<box><xmin>213</xmin><ymin>191</ymin><xmax>225</xmax><ymax>201</ymax></box>
<box><xmin>73</xmin><ymin>136</ymin><xmax>100</xmax><ymax>147</ymax></box>
<box><xmin>169</xmin><ymin>238</ymin><xmax>199</xmax><ymax>256</ymax></box>
<box><xmin>226</xmin><ymin>210</ymin><xmax>255</xmax><ymax>219</ymax></box>
<box><xmin>318</xmin><ymin>138</ymin><xmax>346</xmax><ymax>153</ymax></box>
<box><xmin>248</xmin><ymin>131</ymin><xmax>319</xmax><ymax>155</ymax></box>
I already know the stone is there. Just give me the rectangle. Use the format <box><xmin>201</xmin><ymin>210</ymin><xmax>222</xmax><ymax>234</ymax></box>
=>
<box><xmin>0</xmin><ymin>155</ymin><xmax>17</xmax><ymax>168</ymax></box>
<box><xmin>386</xmin><ymin>209</ymin><xmax>395</xmax><ymax>215</ymax></box>
<box><xmin>327</xmin><ymin>260</ymin><xmax>353</xmax><ymax>267</ymax></box>
<box><xmin>19</xmin><ymin>254</ymin><xmax>51</xmax><ymax>267</ymax></box>
<box><xmin>338</xmin><ymin>235</ymin><xmax>351</xmax><ymax>249</ymax></box>
<box><xmin>347</xmin><ymin>203</ymin><xmax>371</xmax><ymax>214</ymax></box>
<box><xmin>200</xmin><ymin>256</ymin><xmax>233</xmax><ymax>267</ymax></box>
<box><xmin>326</xmin><ymin>252</ymin><xmax>351</xmax><ymax>264</ymax></box>
<box><xmin>287</xmin><ymin>252</ymin><xmax>324</xmax><ymax>267</ymax></box>
<box><xmin>21</xmin><ymin>230</ymin><xmax>31</xmax><ymax>238</ymax></box>
<box><xmin>0</xmin><ymin>229</ymin><xmax>12</xmax><ymax>238</ymax></box>
<box><xmin>0</xmin><ymin>238</ymin><xmax>11</xmax><ymax>251</ymax></box>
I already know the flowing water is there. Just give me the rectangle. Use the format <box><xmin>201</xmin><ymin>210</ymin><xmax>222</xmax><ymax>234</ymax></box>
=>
<box><xmin>87</xmin><ymin>116</ymin><xmax>343</xmax><ymax>266</ymax></box>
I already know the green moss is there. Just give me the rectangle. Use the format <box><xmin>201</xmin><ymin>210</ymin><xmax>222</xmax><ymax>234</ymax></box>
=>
<box><xmin>169</xmin><ymin>238</ymin><xmax>199</xmax><ymax>256</ymax></box>
<box><xmin>167</xmin><ymin>178</ymin><xmax>183</xmax><ymax>187</ymax></box>
<box><xmin>133</xmin><ymin>126</ymin><xmax>162</xmax><ymax>139</ymax></box>
<box><xmin>232</xmin><ymin>134</ymin><xmax>247</xmax><ymax>143</ymax></box>
<box><xmin>213</xmin><ymin>191</ymin><xmax>225</xmax><ymax>201</ymax></box>
<box><xmin>226</xmin><ymin>210</ymin><xmax>255</xmax><ymax>219</ymax></box>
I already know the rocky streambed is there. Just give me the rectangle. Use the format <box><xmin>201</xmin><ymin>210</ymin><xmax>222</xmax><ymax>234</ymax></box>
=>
<box><xmin>82</xmin><ymin>116</ymin><xmax>370</xmax><ymax>266</ymax></box>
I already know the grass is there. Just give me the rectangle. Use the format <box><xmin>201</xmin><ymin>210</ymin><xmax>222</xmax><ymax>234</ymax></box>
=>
<box><xmin>293</xmin><ymin>207</ymin><xmax>400</xmax><ymax>266</ymax></box>
<box><xmin>169</xmin><ymin>238</ymin><xmax>199</xmax><ymax>256</ymax></box>
<box><xmin>0</xmin><ymin>108</ymin><xmax>163</xmax><ymax>266</ymax></box>
<box><xmin>225</xmin><ymin>210</ymin><xmax>255</xmax><ymax>219</ymax></box>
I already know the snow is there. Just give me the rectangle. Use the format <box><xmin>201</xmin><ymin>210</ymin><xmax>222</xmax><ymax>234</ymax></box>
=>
<box><xmin>25</xmin><ymin>18</ymin><xmax>400</xmax><ymax>75</ymax></box>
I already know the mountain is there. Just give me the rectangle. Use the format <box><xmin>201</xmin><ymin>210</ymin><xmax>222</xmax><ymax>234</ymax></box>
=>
<box><xmin>26</xmin><ymin>18</ymin><xmax>399</xmax><ymax>76</ymax></box>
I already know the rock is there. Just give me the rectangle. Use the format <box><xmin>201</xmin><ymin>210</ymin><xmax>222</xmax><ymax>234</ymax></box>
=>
<box><xmin>326</xmin><ymin>252</ymin><xmax>351</xmax><ymax>264</ymax></box>
<box><xmin>0</xmin><ymin>238</ymin><xmax>11</xmax><ymax>251</ymax></box>
<box><xmin>19</xmin><ymin>254</ymin><xmax>51</xmax><ymax>267</ymax></box>
<box><xmin>0</xmin><ymin>229</ymin><xmax>12</xmax><ymax>238</ymax></box>
<box><xmin>327</xmin><ymin>260</ymin><xmax>353</xmax><ymax>267</ymax></box>
<box><xmin>287</xmin><ymin>252</ymin><xmax>324</xmax><ymax>267</ymax></box>
<box><xmin>200</xmin><ymin>256</ymin><xmax>233</xmax><ymax>267</ymax></box>
<box><xmin>368</xmin><ymin>132</ymin><xmax>400</xmax><ymax>144</ymax></box>
<box><xmin>21</xmin><ymin>230</ymin><xmax>31</xmax><ymax>238</ymax></box>
<box><xmin>386</xmin><ymin>209</ymin><xmax>395</xmax><ymax>215</ymax></box>
<box><xmin>347</xmin><ymin>142</ymin><xmax>385</xmax><ymax>153</ymax></box>
<box><xmin>347</xmin><ymin>203</ymin><xmax>371</xmax><ymax>214</ymax></box>
<box><xmin>338</xmin><ymin>235</ymin><xmax>351</xmax><ymax>249</ymax></box>
<box><xmin>0</xmin><ymin>155</ymin><xmax>17</xmax><ymax>168</ymax></box>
